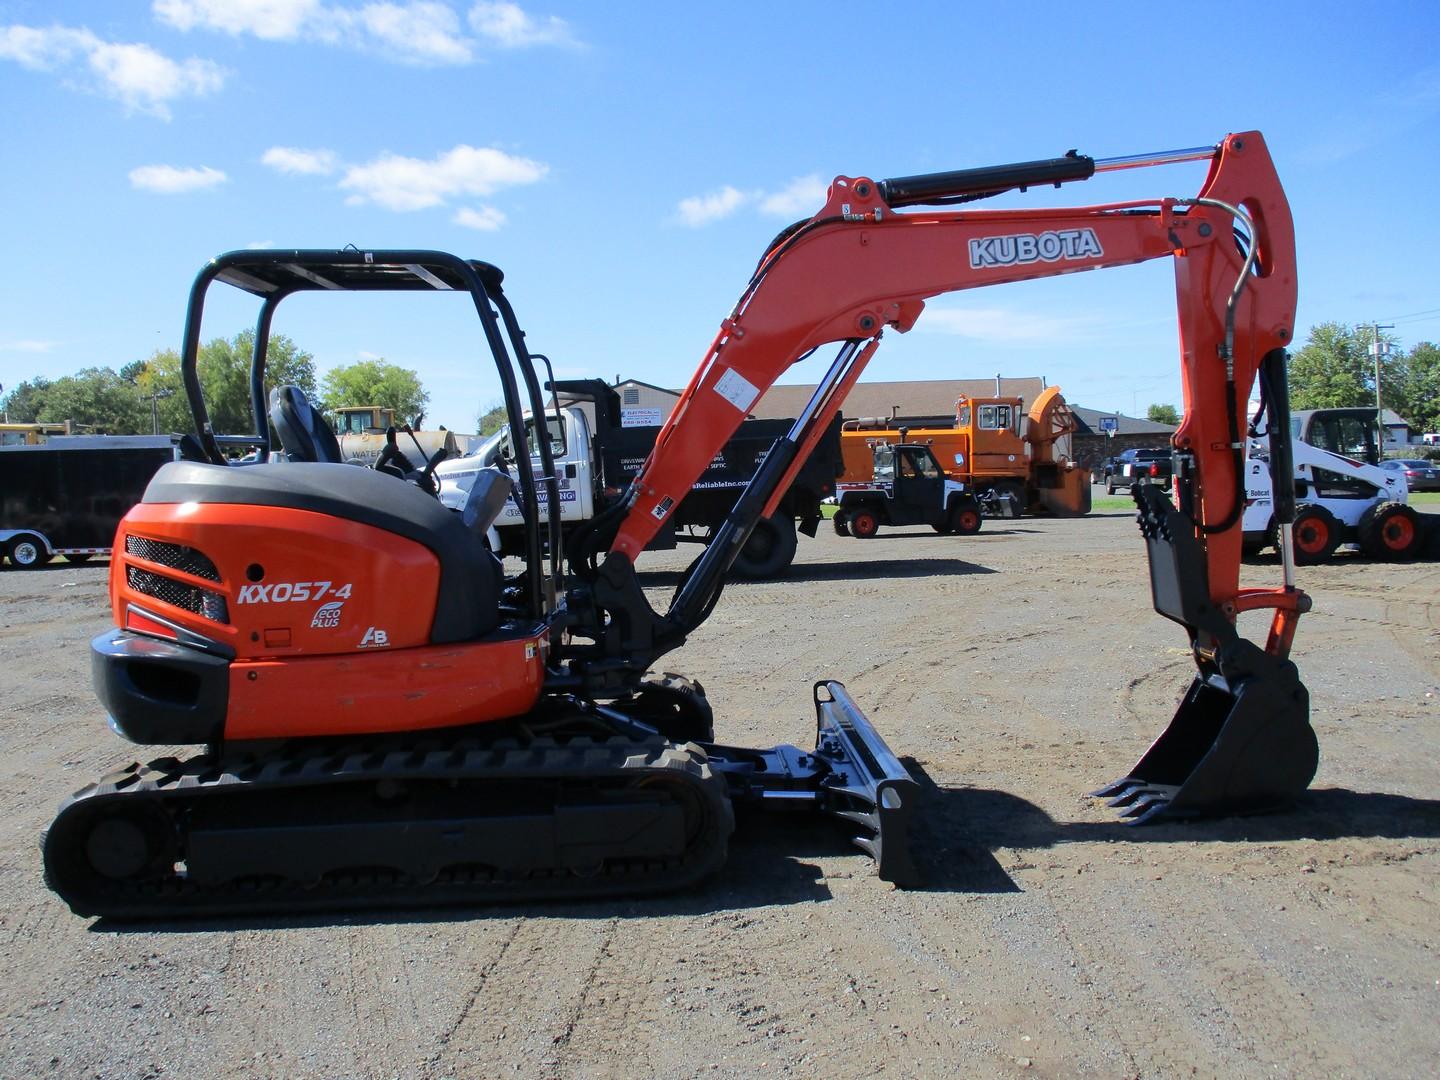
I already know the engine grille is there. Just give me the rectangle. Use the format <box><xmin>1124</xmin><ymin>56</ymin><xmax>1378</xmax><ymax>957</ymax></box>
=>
<box><xmin>126</xmin><ymin>566</ymin><xmax>230</xmax><ymax>624</ymax></box>
<box><xmin>125</xmin><ymin>535</ymin><xmax>222</xmax><ymax>582</ymax></box>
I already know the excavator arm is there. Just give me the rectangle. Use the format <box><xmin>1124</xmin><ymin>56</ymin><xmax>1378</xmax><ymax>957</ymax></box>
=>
<box><xmin>621</xmin><ymin>132</ymin><xmax>1291</xmax><ymax>605</ymax></box>
<box><xmin>564</xmin><ymin>131</ymin><xmax>1317</xmax><ymax>824</ymax></box>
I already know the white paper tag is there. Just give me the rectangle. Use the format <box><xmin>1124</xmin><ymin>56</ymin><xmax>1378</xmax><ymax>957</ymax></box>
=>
<box><xmin>713</xmin><ymin>367</ymin><xmax>760</xmax><ymax>414</ymax></box>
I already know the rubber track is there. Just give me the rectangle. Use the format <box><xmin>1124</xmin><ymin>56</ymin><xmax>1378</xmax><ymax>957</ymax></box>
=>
<box><xmin>44</xmin><ymin>733</ymin><xmax>734</xmax><ymax>920</ymax></box>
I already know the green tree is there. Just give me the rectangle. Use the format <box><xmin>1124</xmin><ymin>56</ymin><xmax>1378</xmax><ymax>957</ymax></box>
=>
<box><xmin>119</xmin><ymin>358</ymin><xmax>150</xmax><ymax>384</ymax></box>
<box><xmin>1287</xmin><ymin>322</ymin><xmax>1403</xmax><ymax>410</ymax></box>
<box><xmin>321</xmin><ymin>359</ymin><xmax>429</xmax><ymax>426</ymax></box>
<box><xmin>1146</xmin><ymin>403</ymin><xmax>1180</xmax><ymax>425</ymax></box>
<box><xmin>0</xmin><ymin>377</ymin><xmax>52</xmax><ymax>423</ymax></box>
<box><xmin>476</xmin><ymin>399</ymin><xmax>508</xmax><ymax>435</ymax></box>
<box><xmin>33</xmin><ymin>368</ymin><xmax>148</xmax><ymax>433</ymax></box>
<box><xmin>1400</xmin><ymin>341</ymin><xmax>1440</xmax><ymax>435</ymax></box>
<box><xmin>142</xmin><ymin>331</ymin><xmax>317</xmax><ymax>435</ymax></box>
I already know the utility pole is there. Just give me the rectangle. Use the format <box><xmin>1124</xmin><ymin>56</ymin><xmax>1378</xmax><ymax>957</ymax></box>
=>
<box><xmin>1366</xmin><ymin>322</ymin><xmax>1395</xmax><ymax>451</ymax></box>
<box><xmin>146</xmin><ymin>388</ymin><xmax>174</xmax><ymax>435</ymax></box>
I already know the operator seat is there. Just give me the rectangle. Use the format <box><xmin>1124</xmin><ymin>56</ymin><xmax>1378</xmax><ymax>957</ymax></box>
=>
<box><xmin>269</xmin><ymin>386</ymin><xmax>343</xmax><ymax>464</ymax></box>
<box><xmin>462</xmin><ymin>467</ymin><xmax>513</xmax><ymax>536</ymax></box>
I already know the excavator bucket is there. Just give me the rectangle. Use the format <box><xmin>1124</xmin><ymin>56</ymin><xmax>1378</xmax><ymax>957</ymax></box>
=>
<box><xmin>1092</xmin><ymin>659</ymin><xmax>1317</xmax><ymax>823</ymax></box>
<box><xmin>1092</xmin><ymin>485</ymin><xmax>1318</xmax><ymax>823</ymax></box>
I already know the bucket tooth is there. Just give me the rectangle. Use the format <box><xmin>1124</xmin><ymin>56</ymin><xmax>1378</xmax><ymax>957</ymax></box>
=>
<box><xmin>1120</xmin><ymin>797</ymin><xmax>1176</xmax><ymax>825</ymax></box>
<box><xmin>1089</xmin><ymin>777</ymin><xmax>1141</xmax><ymax>800</ymax></box>
<box><xmin>1118</xmin><ymin>789</ymin><xmax>1173</xmax><ymax>819</ymax></box>
<box><xmin>1099</xmin><ymin>780</ymin><xmax>1149</xmax><ymax>808</ymax></box>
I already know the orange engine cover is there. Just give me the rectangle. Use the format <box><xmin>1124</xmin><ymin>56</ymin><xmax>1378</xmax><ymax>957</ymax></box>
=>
<box><xmin>107</xmin><ymin>501</ymin><xmax>548</xmax><ymax>739</ymax></box>
<box><xmin>115</xmin><ymin>502</ymin><xmax>440</xmax><ymax>659</ymax></box>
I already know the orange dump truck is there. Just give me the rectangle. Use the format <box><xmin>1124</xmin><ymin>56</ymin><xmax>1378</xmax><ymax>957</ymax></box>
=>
<box><xmin>838</xmin><ymin>386</ymin><xmax>1090</xmax><ymax>516</ymax></box>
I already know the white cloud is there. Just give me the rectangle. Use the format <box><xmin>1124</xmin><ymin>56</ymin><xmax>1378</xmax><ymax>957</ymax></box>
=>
<box><xmin>453</xmin><ymin>205</ymin><xmax>506</xmax><ymax>230</ymax></box>
<box><xmin>158</xmin><ymin>0</ymin><xmax>577</xmax><ymax>63</ymax></box>
<box><xmin>675</xmin><ymin>186</ymin><xmax>748</xmax><ymax>228</ymax></box>
<box><xmin>246</xmin><ymin>240</ymin><xmax>276</xmax><ymax>249</ymax></box>
<box><xmin>339</xmin><ymin>144</ymin><xmax>546</xmax><ymax>211</ymax></box>
<box><xmin>758</xmin><ymin>174</ymin><xmax>827</xmax><ymax>217</ymax></box>
<box><xmin>129</xmin><ymin>164</ymin><xmax>228</xmax><ymax>193</ymax></box>
<box><xmin>468</xmin><ymin>2</ymin><xmax>576</xmax><ymax>48</ymax></box>
<box><xmin>918</xmin><ymin>306</ymin><xmax>1104</xmax><ymax>344</ymax></box>
<box><xmin>159</xmin><ymin>0</ymin><xmax>474</xmax><ymax>64</ymax></box>
<box><xmin>262</xmin><ymin>145</ymin><xmax>338</xmax><ymax>175</ymax></box>
<box><xmin>674</xmin><ymin>175</ymin><xmax>832</xmax><ymax>227</ymax></box>
<box><xmin>0</xmin><ymin>339</ymin><xmax>60</xmax><ymax>353</ymax></box>
<box><xmin>88</xmin><ymin>42</ymin><xmax>224</xmax><ymax>117</ymax></box>
<box><xmin>153</xmin><ymin>0</ymin><xmax>321</xmax><ymax>40</ymax></box>
<box><xmin>0</xmin><ymin>24</ymin><xmax>95</xmax><ymax>67</ymax></box>
<box><xmin>0</xmin><ymin>23</ymin><xmax>225</xmax><ymax>118</ymax></box>
<box><xmin>349</xmin><ymin>2</ymin><xmax>472</xmax><ymax>64</ymax></box>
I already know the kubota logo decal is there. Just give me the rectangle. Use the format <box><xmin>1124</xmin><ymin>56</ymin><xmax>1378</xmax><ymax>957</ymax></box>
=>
<box><xmin>969</xmin><ymin>228</ymin><xmax>1103</xmax><ymax>268</ymax></box>
<box><xmin>236</xmin><ymin>581</ymin><xmax>353</xmax><ymax>604</ymax></box>
<box><xmin>310</xmin><ymin>601</ymin><xmax>344</xmax><ymax>629</ymax></box>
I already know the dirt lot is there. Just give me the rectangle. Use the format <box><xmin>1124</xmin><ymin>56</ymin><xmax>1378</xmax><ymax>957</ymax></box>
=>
<box><xmin>1</xmin><ymin>507</ymin><xmax>1436</xmax><ymax>1079</ymax></box>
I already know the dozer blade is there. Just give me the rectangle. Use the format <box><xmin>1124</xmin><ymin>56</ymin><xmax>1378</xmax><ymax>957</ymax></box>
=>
<box><xmin>811</xmin><ymin>680</ymin><xmax>920</xmax><ymax>885</ymax></box>
<box><xmin>706</xmin><ymin>680</ymin><xmax>920</xmax><ymax>885</ymax></box>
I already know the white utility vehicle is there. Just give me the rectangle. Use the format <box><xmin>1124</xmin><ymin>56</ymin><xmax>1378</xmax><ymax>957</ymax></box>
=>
<box><xmin>1241</xmin><ymin>431</ymin><xmax>1421</xmax><ymax>563</ymax></box>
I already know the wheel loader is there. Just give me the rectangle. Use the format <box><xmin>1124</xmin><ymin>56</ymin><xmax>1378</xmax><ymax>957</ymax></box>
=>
<box><xmin>46</xmin><ymin>132</ymin><xmax>1321</xmax><ymax>918</ymax></box>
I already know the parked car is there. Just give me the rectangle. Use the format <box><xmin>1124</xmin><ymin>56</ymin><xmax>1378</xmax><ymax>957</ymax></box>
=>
<box><xmin>1101</xmin><ymin>447</ymin><xmax>1173</xmax><ymax>494</ymax></box>
<box><xmin>1380</xmin><ymin>459</ymin><xmax>1440</xmax><ymax>492</ymax></box>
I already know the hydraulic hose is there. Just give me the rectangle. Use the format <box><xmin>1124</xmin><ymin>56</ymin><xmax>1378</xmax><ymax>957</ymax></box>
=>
<box><xmin>1175</xmin><ymin>197</ymin><xmax>1260</xmax><ymax>536</ymax></box>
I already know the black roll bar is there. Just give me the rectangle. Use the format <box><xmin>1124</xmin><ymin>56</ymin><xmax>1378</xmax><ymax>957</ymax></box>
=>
<box><xmin>177</xmin><ymin>248</ymin><xmax>557</xmax><ymax>619</ymax></box>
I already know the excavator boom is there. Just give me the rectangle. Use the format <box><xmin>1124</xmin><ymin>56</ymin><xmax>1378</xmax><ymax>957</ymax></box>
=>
<box><xmin>565</xmin><ymin>131</ymin><xmax>1314</xmax><ymax>824</ymax></box>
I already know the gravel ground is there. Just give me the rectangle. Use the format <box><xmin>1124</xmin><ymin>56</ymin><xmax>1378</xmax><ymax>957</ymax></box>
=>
<box><xmin>1</xmin><ymin>504</ymin><xmax>1436</xmax><ymax>1079</ymax></box>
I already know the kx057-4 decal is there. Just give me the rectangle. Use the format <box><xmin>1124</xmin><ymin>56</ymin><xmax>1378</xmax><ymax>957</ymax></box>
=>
<box><xmin>237</xmin><ymin>581</ymin><xmax>354</xmax><ymax>604</ymax></box>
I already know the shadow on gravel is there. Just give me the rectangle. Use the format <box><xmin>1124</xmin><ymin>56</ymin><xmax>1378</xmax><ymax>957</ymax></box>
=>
<box><xmin>91</xmin><ymin>814</ymin><xmax>839</xmax><ymax>935</ymax></box>
<box><xmin>906</xmin><ymin>760</ymin><xmax>1440</xmax><ymax>894</ymax></box>
<box><xmin>635</xmin><ymin>557</ymin><xmax>998</xmax><ymax>589</ymax></box>
<box><xmin>1</xmin><ymin>559</ymin><xmax>110</xmax><ymax>573</ymax></box>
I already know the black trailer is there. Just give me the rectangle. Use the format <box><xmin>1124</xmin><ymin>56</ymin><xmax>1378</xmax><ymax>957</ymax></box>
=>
<box><xmin>0</xmin><ymin>437</ymin><xmax>176</xmax><ymax>568</ymax></box>
<box><xmin>554</xmin><ymin>379</ymin><xmax>845</xmax><ymax>577</ymax></box>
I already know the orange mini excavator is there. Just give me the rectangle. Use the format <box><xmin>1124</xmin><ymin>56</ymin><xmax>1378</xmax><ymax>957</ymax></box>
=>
<box><xmin>46</xmin><ymin>132</ymin><xmax>1318</xmax><ymax>918</ymax></box>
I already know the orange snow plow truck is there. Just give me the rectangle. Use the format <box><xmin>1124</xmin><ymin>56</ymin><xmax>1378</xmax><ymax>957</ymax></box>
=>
<box><xmin>839</xmin><ymin>385</ymin><xmax>1091</xmax><ymax>516</ymax></box>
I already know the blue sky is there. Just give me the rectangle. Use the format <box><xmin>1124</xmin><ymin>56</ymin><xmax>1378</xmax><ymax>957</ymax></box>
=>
<box><xmin>2</xmin><ymin>0</ymin><xmax>1438</xmax><ymax>432</ymax></box>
